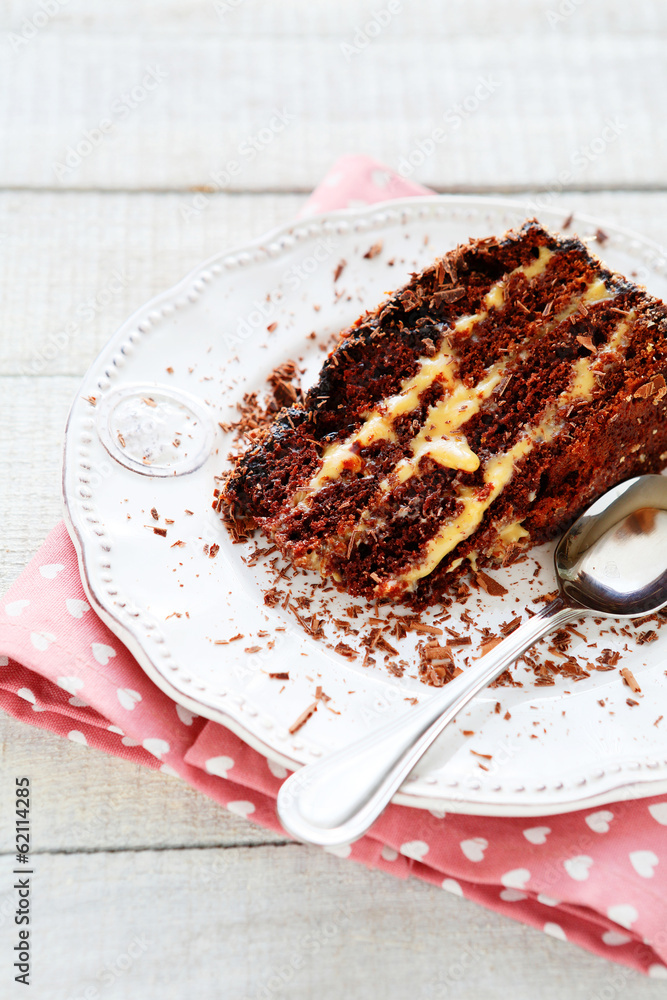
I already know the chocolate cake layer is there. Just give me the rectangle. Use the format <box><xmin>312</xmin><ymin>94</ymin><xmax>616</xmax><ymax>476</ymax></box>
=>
<box><xmin>219</xmin><ymin>221</ymin><xmax>667</xmax><ymax>604</ymax></box>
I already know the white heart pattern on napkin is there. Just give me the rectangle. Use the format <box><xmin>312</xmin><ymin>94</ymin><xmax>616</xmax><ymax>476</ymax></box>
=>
<box><xmin>57</xmin><ymin>676</ymin><xmax>87</xmax><ymax>706</ymax></box>
<box><xmin>564</xmin><ymin>855</ymin><xmax>594</xmax><ymax>881</ymax></box>
<box><xmin>523</xmin><ymin>826</ymin><xmax>550</xmax><ymax>845</ymax></box>
<box><xmin>500</xmin><ymin>868</ymin><xmax>530</xmax><ymax>890</ymax></box>
<box><xmin>226</xmin><ymin>800</ymin><xmax>256</xmax><ymax>818</ymax></box>
<box><xmin>441</xmin><ymin>878</ymin><xmax>463</xmax><ymax>896</ymax></box>
<box><xmin>17</xmin><ymin>687</ymin><xmax>36</xmax><ymax>704</ymax></box>
<box><xmin>57</xmin><ymin>676</ymin><xmax>84</xmax><ymax>696</ymax></box>
<box><xmin>629</xmin><ymin>850</ymin><xmax>659</xmax><ymax>878</ymax></box>
<box><xmin>267</xmin><ymin>759</ymin><xmax>288</xmax><ymax>780</ymax></box>
<box><xmin>142</xmin><ymin>738</ymin><xmax>170</xmax><ymax>758</ymax></box>
<box><xmin>66</xmin><ymin>598</ymin><xmax>90</xmax><ymax>618</ymax></box>
<box><xmin>648</xmin><ymin>803</ymin><xmax>667</xmax><ymax>826</ymax></box>
<box><xmin>175</xmin><ymin>704</ymin><xmax>197</xmax><ymax>726</ymax></box>
<box><xmin>370</xmin><ymin>169</ymin><xmax>392</xmax><ymax>188</ymax></box>
<box><xmin>325</xmin><ymin>844</ymin><xmax>352</xmax><ymax>858</ymax></box>
<box><xmin>460</xmin><ymin>837</ymin><xmax>488</xmax><ymax>862</ymax></box>
<box><xmin>5</xmin><ymin>600</ymin><xmax>29</xmax><ymax>616</ymax></box>
<box><xmin>585</xmin><ymin>810</ymin><xmax>614</xmax><ymax>834</ymax></box>
<box><xmin>607</xmin><ymin>904</ymin><xmax>638</xmax><ymax>930</ymax></box>
<box><xmin>602</xmin><ymin>931</ymin><xmax>632</xmax><ymax>946</ymax></box>
<box><xmin>544</xmin><ymin>922</ymin><xmax>567</xmax><ymax>941</ymax></box>
<box><xmin>399</xmin><ymin>840</ymin><xmax>429</xmax><ymax>862</ymax></box>
<box><xmin>205</xmin><ymin>756</ymin><xmax>235</xmax><ymax>778</ymax></box>
<box><xmin>91</xmin><ymin>643</ymin><xmax>116</xmax><ymax>666</ymax></box>
<box><xmin>500</xmin><ymin>889</ymin><xmax>528</xmax><ymax>902</ymax></box>
<box><xmin>30</xmin><ymin>631</ymin><xmax>56</xmax><ymax>652</ymax></box>
<box><xmin>117</xmin><ymin>688</ymin><xmax>142</xmax><ymax>711</ymax></box>
<box><xmin>39</xmin><ymin>563</ymin><xmax>65</xmax><ymax>579</ymax></box>
<box><xmin>537</xmin><ymin>893</ymin><xmax>560</xmax><ymax>907</ymax></box>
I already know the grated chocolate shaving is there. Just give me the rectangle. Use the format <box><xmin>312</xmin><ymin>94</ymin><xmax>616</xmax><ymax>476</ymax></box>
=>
<box><xmin>620</xmin><ymin>667</ymin><xmax>641</xmax><ymax>693</ymax></box>
<box><xmin>214</xmin><ymin>633</ymin><xmax>244</xmax><ymax>645</ymax></box>
<box><xmin>363</xmin><ymin>241</ymin><xmax>383</xmax><ymax>259</ymax></box>
<box><xmin>334</xmin><ymin>641</ymin><xmax>357</xmax><ymax>660</ymax></box>
<box><xmin>475</xmin><ymin>571</ymin><xmax>508</xmax><ymax>597</ymax></box>
<box><xmin>289</xmin><ymin>702</ymin><xmax>318</xmax><ymax>733</ymax></box>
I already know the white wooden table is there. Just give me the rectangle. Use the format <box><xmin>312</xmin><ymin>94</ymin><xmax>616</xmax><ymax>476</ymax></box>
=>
<box><xmin>1</xmin><ymin>2</ymin><xmax>667</xmax><ymax>996</ymax></box>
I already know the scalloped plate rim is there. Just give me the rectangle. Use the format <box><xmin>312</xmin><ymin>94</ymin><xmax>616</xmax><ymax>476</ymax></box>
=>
<box><xmin>62</xmin><ymin>193</ymin><xmax>667</xmax><ymax>816</ymax></box>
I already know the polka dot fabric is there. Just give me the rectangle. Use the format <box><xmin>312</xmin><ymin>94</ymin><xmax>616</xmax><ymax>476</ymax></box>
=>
<box><xmin>2</xmin><ymin>160</ymin><xmax>667</xmax><ymax>977</ymax></box>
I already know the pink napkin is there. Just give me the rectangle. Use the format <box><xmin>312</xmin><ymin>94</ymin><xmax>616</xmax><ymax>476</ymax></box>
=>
<box><xmin>3</xmin><ymin>156</ymin><xmax>667</xmax><ymax>979</ymax></box>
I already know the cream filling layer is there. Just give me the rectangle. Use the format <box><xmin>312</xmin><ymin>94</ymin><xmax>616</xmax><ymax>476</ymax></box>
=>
<box><xmin>299</xmin><ymin>346</ymin><xmax>459</xmax><ymax>500</ymax></box>
<box><xmin>298</xmin><ymin>245</ymin><xmax>558</xmax><ymax>503</ymax></box>
<box><xmin>289</xmin><ymin>247</ymin><xmax>630</xmax><ymax>591</ymax></box>
<box><xmin>380</xmin><ymin>312</ymin><xmax>634</xmax><ymax>593</ymax></box>
<box><xmin>382</xmin><ymin>364</ymin><xmax>506</xmax><ymax>486</ymax></box>
<box><xmin>451</xmin><ymin>245</ymin><xmax>553</xmax><ymax>333</ymax></box>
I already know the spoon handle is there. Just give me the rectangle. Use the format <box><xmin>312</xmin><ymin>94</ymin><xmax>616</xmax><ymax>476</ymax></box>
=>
<box><xmin>277</xmin><ymin>597</ymin><xmax>579</xmax><ymax>846</ymax></box>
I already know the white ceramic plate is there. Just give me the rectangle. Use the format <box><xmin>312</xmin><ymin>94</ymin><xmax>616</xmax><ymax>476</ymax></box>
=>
<box><xmin>63</xmin><ymin>196</ymin><xmax>667</xmax><ymax>816</ymax></box>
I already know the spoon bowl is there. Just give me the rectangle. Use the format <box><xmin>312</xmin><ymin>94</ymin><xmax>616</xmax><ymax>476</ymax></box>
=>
<box><xmin>556</xmin><ymin>476</ymin><xmax>667</xmax><ymax>616</ymax></box>
<box><xmin>277</xmin><ymin>474</ymin><xmax>667</xmax><ymax>847</ymax></box>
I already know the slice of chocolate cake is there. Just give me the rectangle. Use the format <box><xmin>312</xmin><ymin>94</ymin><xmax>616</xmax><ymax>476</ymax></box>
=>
<box><xmin>218</xmin><ymin>220</ymin><xmax>667</xmax><ymax>605</ymax></box>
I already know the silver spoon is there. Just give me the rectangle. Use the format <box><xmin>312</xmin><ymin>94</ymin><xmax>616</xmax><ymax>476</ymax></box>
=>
<box><xmin>277</xmin><ymin>474</ymin><xmax>667</xmax><ymax>847</ymax></box>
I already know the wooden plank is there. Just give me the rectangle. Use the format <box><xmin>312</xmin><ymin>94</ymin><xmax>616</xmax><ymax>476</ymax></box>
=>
<box><xmin>0</xmin><ymin>712</ymin><xmax>286</xmax><ymax>850</ymax></box>
<box><xmin>2</xmin><ymin>0</ymin><xmax>663</xmax><ymax>39</ymax></box>
<box><xmin>0</xmin><ymin>30</ymin><xmax>665</xmax><ymax>191</ymax></box>
<box><xmin>0</xmin><ymin>376</ymin><xmax>77</xmax><ymax>592</ymax></box>
<box><xmin>0</xmin><ymin>844</ymin><xmax>663</xmax><ymax>1000</ymax></box>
